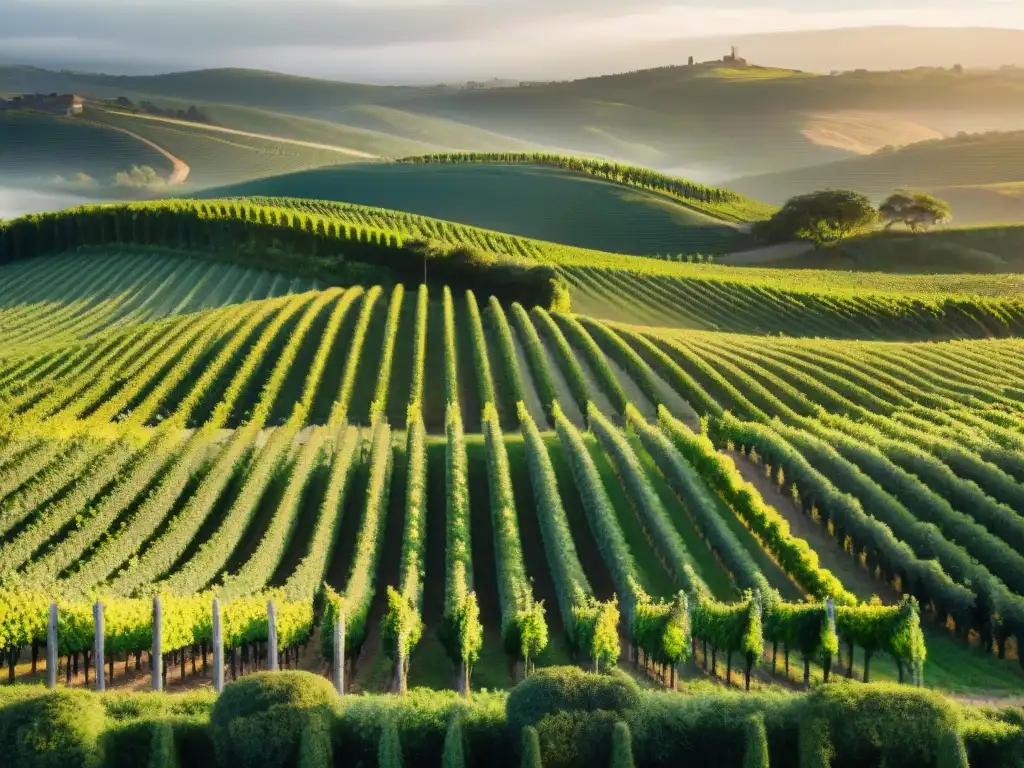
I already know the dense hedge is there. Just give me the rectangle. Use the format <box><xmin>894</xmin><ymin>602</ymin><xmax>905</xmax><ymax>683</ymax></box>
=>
<box><xmin>0</xmin><ymin>202</ymin><xmax>563</xmax><ymax>309</ymax></box>
<box><xmin>1</xmin><ymin>673</ymin><xmax>1022</xmax><ymax>768</ymax></box>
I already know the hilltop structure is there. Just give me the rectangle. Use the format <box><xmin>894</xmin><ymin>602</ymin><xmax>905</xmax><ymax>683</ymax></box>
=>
<box><xmin>687</xmin><ymin>48</ymin><xmax>750</xmax><ymax>68</ymax></box>
<box><xmin>0</xmin><ymin>93</ymin><xmax>84</xmax><ymax>116</ymax></box>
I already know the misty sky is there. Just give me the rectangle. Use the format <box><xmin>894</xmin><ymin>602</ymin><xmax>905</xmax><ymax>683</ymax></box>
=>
<box><xmin>3</xmin><ymin>0</ymin><xmax>1024</xmax><ymax>81</ymax></box>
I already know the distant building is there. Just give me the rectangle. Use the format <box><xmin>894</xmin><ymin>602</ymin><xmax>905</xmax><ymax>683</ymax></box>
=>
<box><xmin>0</xmin><ymin>93</ymin><xmax>84</xmax><ymax>116</ymax></box>
<box><xmin>685</xmin><ymin>48</ymin><xmax>750</xmax><ymax>68</ymax></box>
<box><xmin>722</xmin><ymin>46</ymin><xmax>748</xmax><ymax>66</ymax></box>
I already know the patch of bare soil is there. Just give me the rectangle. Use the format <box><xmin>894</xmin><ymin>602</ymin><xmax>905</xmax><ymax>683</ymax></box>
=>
<box><xmin>509</xmin><ymin>332</ymin><xmax>552</xmax><ymax>426</ymax></box>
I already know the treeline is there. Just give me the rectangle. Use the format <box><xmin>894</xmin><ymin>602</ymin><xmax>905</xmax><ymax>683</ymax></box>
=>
<box><xmin>0</xmin><ymin>201</ymin><xmax>567</xmax><ymax>310</ymax></box>
<box><xmin>109</xmin><ymin>97</ymin><xmax>215</xmax><ymax>124</ymax></box>
<box><xmin>398</xmin><ymin>152</ymin><xmax>774</xmax><ymax>222</ymax></box>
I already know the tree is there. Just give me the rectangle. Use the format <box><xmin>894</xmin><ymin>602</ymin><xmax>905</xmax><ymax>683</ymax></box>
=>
<box><xmin>880</xmin><ymin>191</ymin><xmax>952</xmax><ymax>231</ymax></box>
<box><xmin>759</xmin><ymin>190</ymin><xmax>877</xmax><ymax>246</ymax></box>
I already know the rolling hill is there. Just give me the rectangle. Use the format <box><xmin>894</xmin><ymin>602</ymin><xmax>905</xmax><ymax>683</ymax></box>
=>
<box><xmin>208</xmin><ymin>162</ymin><xmax>756</xmax><ymax>257</ymax></box>
<box><xmin>6</xmin><ymin>62</ymin><xmax>1024</xmax><ymax>182</ymax></box>
<box><xmin>0</xmin><ymin>110</ymin><xmax>174</xmax><ymax>189</ymax></box>
<box><xmin>729</xmin><ymin>129</ymin><xmax>1024</xmax><ymax>225</ymax></box>
<box><xmin>720</xmin><ymin>226</ymin><xmax>1024</xmax><ymax>275</ymax></box>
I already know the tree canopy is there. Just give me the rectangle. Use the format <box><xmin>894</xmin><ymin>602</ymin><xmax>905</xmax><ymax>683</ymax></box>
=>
<box><xmin>880</xmin><ymin>191</ymin><xmax>952</xmax><ymax>231</ymax></box>
<box><xmin>757</xmin><ymin>189</ymin><xmax>877</xmax><ymax>246</ymax></box>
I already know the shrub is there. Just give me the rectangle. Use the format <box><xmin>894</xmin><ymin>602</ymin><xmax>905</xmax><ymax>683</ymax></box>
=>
<box><xmin>936</xmin><ymin>724</ymin><xmax>970</xmax><ymax>768</ymax></box>
<box><xmin>379</xmin><ymin>720</ymin><xmax>404</xmax><ymax>768</ymax></box>
<box><xmin>506</xmin><ymin>667</ymin><xmax>640</xmax><ymax>736</ymax></box>
<box><xmin>743</xmin><ymin>714</ymin><xmax>769</xmax><ymax>768</ymax></box>
<box><xmin>807</xmin><ymin>684</ymin><xmax>956</xmax><ymax>768</ymax></box>
<box><xmin>521</xmin><ymin>726</ymin><xmax>542</xmax><ymax>768</ymax></box>
<box><xmin>609</xmin><ymin>721</ymin><xmax>635</xmax><ymax>768</ymax></box>
<box><xmin>148</xmin><ymin>720</ymin><xmax>178</xmax><ymax>768</ymax></box>
<box><xmin>210</xmin><ymin>671</ymin><xmax>336</xmax><ymax>768</ymax></box>
<box><xmin>0</xmin><ymin>688</ymin><xmax>105</xmax><ymax>768</ymax></box>
<box><xmin>799</xmin><ymin>717</ymin><xmax>833</xmax><ymax>768</ymax></box>
<box><xmin>297</xmin><ymin>715</ymin><xmax>332</xmax><ymax>768</ymax></box>
<box><xmin>333</xmin><ymin>689</ymin><xmax>510</xmax><ymax>768</ymax></box>
<box><xmin>535</xmin><ymin>710</ymin><xmax>618</xmax><ymax>768</ymax></box>
<box><xmin>442</xmin><ymin>716</ymin><xmax>466</xmax><ymax>768</ymax></box>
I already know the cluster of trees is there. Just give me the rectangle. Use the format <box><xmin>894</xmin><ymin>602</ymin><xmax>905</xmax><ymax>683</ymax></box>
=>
<box><xmin>757</xmin><ymin>189</ymin><xmax>953</xmax><ymax>246</ymax></box>
<box><xmin>110</xmin><ymin>97</ymin><xmax>214</xmax><ymax>124</ymax></box>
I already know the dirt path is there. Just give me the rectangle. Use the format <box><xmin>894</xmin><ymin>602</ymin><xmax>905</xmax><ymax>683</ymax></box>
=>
<box><xmin>105</xmin><ymin>110</ymin><xmax>379</xmax><ymax>160</ymax></box>
<box><xmin>98</xmin><ymin>122</ymin><xmax>191</xmax><ymax>185</ymax></box>
<box><xmin>509</xmin><ymin>332</ymin><xmax>549</xmax><ymax>427</ymax></box>
<box><xmin>724</xmin><ymin>449</ymin><xmax>896</xmax><ymax>603</ymax></box>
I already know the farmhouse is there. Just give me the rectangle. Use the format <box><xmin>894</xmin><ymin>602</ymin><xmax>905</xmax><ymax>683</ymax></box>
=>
<box><xmin>0</xmin><ymin>93</ymin><xmax>84</xmax><ymax>116</ymax></box>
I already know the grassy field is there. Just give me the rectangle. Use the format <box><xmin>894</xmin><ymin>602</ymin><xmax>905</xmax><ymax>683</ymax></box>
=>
<box><xmin>86</xmin><ymin>109</ymin><xmax>380</xmax><ymax>188</ymax></box>
<box><xmin>210</xmin><ymin>163</ymin><xmax>751</xmax><ymax>256</ymax></box>
<box><xmin>731</xmin><ymin>225</ymin><xmax>1024</xmax><ymax>274</ymax></box>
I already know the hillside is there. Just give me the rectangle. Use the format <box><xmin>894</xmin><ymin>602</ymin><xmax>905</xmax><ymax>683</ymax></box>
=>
<box><xmin>0</xmin><ymin>110</ymin><xmax>173</xmax><ymax>189</ymax></box>
<box><xmin>6</xmin><ymin>64</ymin><xmax>1024</xmax><ymax>181</ymax></box>
<box><xmin>729</xmin><ymin>129</ymin><xmax>1024</xmax><ymax>225</ymax></box>
<box><xmin>721</xmin><ymin>226</ymin><xmax>1024</xmax><ymax>275</ymax></box>
<box><xmin>208</xmin><ymin>162</ymin><xmax>756</xmax><ymax>257</ymax></box>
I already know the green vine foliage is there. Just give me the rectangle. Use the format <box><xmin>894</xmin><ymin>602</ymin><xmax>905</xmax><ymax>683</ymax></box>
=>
<box><xmin>632</xmin><ymin>591</ymin><xmax>690</xmax><ymax>667</ymax></box>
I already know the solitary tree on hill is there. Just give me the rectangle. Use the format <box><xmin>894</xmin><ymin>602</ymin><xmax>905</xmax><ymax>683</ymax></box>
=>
<box><xmin>758</xmin><ymin>189</ymin><xmax>877</xmax><ymax>246</ymax></box>
<box><xmin>880</xmin><ymin>191</ymin><xmax>952</xmax><ymax>231</ymax></box>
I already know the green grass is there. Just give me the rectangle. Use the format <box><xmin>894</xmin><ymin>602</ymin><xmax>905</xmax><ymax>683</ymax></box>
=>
<box><xmin>746</xmin><ymin>225</ymin><xmax>1024</xmax><ymax>274</ymax></box>
<box><xmin>0</xmin><ymin>111</ymin><xmax>172</xmax><ymax>186</ymax></box>
<box><xmin>90</xmin><ymin>109</ymin><xmax>371</xmax><ymax>188</ymax></box>
<box><xmin>729</xmin><ymin>129</ymin><xmax>1024</xmax><ymax>222</ymax></box>
<box><xmin>208</xmin><ymin>163</ymin><xmax>751</xmax><ymax>257</ymax></box>
<box><xmin>119</xmin><ymin>100</ymin><xmax>438</xmax><ymax>159</ymax></box>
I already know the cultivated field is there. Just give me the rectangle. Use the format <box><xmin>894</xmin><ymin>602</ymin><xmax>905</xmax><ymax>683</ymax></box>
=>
<box><xmin>2</xmin><ymin>199</ymin><xmax>1024</xmax><ymax>707</ymax></box>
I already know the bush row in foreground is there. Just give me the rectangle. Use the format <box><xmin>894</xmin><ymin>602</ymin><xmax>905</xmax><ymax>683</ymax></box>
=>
<box><xmin>0</xmin><ymin>668</ymin><xmax>1020</xmax><ymax>768</ymax></box>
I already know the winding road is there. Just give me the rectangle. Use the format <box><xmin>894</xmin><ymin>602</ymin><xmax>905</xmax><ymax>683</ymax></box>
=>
<box><xmin>106</xmin><ymin>110</ymin><xmax>380</xmax><ymax>160</ymax></box>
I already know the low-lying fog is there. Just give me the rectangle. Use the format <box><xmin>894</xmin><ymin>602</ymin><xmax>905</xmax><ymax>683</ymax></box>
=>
<box><xmin>0</xmin><ymin>186</ymin><xmax>97</xmax><ymax>221</ymax></box>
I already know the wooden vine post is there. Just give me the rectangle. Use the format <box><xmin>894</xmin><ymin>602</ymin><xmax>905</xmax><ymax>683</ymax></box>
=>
<box><xmin>94</xmin><ymin>600</ymin><xmax>105</xmax><ymax>692</ymax></box>
<box><xmin>152</xmin><ymin>595</ymin><xmax>163</xmax><ymax>692</ymax></box>
<box><xmin>46</xmin><ymin>602</ymin><xmax>58</xmax><ymax>690</ymax></box>
<box><xmin>267</xmin><ymin>600</ymin><xmax>279</xmax><ymax>672</ymax></box>
<box><xmin>212</xmin><ymin>596</ymin><xmax>224</xmax><ymax>694</ymax></box>
<box><xmin>333</xmin><ymin>609</ymin><xmax>345</xmax><ymax>695</ymax></box>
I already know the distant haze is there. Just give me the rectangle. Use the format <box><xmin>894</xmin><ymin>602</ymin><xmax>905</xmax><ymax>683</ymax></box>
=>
<box><xmin>2</xmin><ymin>1</ymin><xmax>1024</xmax><ymax>82</ymax></box>
<box><xmin>0</xmin><ymin>186</ymin><xmax>94</xmax><ymax>220</ymax></box>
